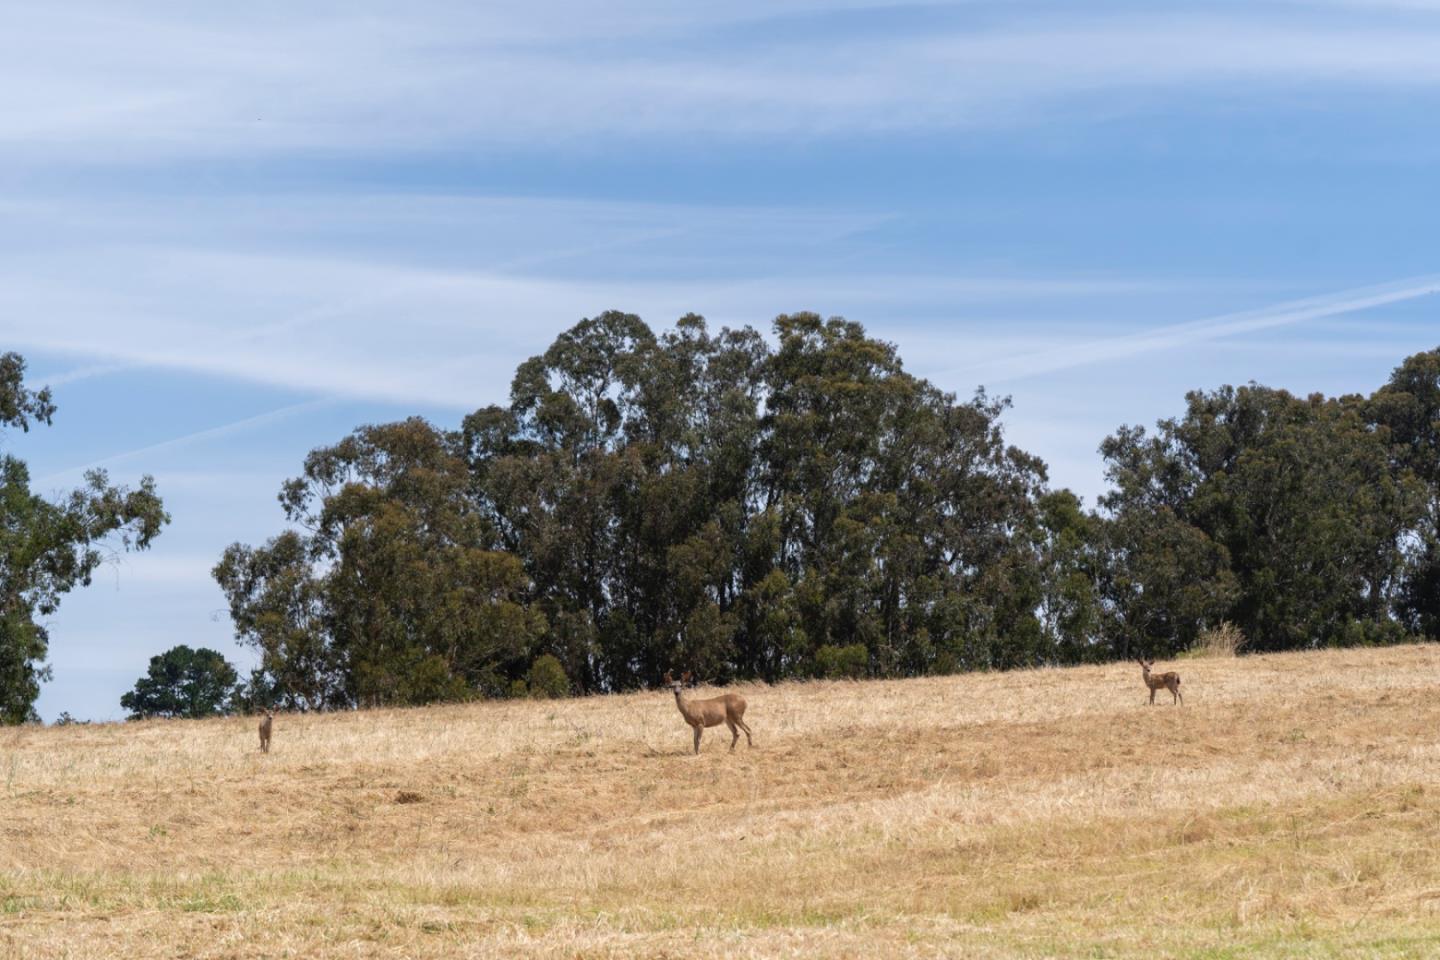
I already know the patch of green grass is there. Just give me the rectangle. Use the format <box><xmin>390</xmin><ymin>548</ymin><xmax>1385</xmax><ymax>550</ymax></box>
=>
<box><xmin>177</xmin><ymin>893</ymin><xmax>245</xmax><ymax>913</ymax></box>
<box><xmin>1</xmin><ymin>895</ymin><xmax>46</xmax><ymax>915</ymax></box>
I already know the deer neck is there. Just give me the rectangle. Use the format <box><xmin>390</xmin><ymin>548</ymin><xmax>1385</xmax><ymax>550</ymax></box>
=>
<box><xmin>673</xmin><ymin>688</ymin><xmax>701</xmax><ymax>724</ymax></box>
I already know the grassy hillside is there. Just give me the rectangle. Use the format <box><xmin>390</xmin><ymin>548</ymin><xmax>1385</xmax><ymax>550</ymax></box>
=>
<box><xmin>5</xmin><ymin>645</ymin><xmax>1440</xmax><ymax>958</ymax></box>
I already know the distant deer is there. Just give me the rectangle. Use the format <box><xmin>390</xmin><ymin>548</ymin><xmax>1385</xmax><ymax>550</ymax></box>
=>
<box><xmin>258</xmin><ymin>710</ymin><xmax>274</xmax><ymax>753</ymax></box>
<box><xmin>1137</xmin><ymin>659</ymin><xmax>1182</xmax><ymax>705</ymax></box>
<box><xmin>665</xmin><ymin>671</ymin><xmax>752</xmax><ymax>755</ymax></box>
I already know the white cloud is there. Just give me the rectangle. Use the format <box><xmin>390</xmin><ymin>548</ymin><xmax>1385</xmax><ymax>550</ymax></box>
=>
<box><xmin>35</xmin><ymin>399</ymin><xmax>332</xmax><ymax>487</ymax></box>
<box><xmin>940</xmin><ymin>276</ymin><xmax>1440</xmax><ymax>384</ymax></box>
<box><xmin>86</xmin><ymin>552</ymin><xmax>226</xmax><ymax>589</ymax></box>
<box><xmin>4</xmin><ymin>5</ymin><xmax>1440</xmax><ymax>159</ymax></box>
<box><xmin>2</xmin><ymin>244</ymin><xmax>1159</xmax><ymax>410</ymax></box>
<box><xmin>0</xmin><ymin>185</ymin><xmax>1164</xmax><ymax>409</ymax></box>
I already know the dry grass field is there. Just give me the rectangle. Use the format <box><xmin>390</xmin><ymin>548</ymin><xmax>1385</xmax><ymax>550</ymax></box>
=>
<box><xmin>5</xmin><ymin>645</ymin><xmax>1440</xmax><ymax>959</ymax></box>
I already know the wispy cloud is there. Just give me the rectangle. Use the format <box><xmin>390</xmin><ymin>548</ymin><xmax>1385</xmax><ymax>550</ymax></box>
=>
<box><xmin>6</xmin><ymin>249</ymin><xmax>1159</xmax><ymax>409</ymax></box>
<box><xmin>1</xmin><ymin>187</ymin><xmax>1164</xmax><ymax>410</ymax></box>
<box><xmin>36</xmin><ymin>399</ymin><xmax>333</xmax><ymax>488</ymax></box>
<box><xmin>5</xmin><ymin>5</ymin><xmax>1440</xmax><ymax>158</ymax></box>
<box><xmin>88</xmin><ymin>553</ymin><xmax>231</xmax><ymax>589</ymax></box>
<box><xmin>37</xmin><ymin>361</ymin><xmax>139</xmax><ymax>387</ymax></box>
<box><xmin>946</xmin><ymin>276</ymin><xmax>1440</xmax><ymax>384</ymax></box>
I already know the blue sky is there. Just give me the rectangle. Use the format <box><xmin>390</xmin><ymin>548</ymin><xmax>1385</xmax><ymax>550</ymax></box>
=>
<box><xmin>4</xmin><ymin>0</ymin><xmax>1439</xmax><ymax>721</ymax></box>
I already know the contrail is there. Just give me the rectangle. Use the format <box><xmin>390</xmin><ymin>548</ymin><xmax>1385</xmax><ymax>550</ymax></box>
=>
<box><xmin>36</xmin><ymin>398</ymin><xmax>333</xmax><ymax>488</ymax></box>
<box><xmin>950</xmin><ymin>275</ymin><xmax>1440</xmax><ymax>385</ymax></box>
<box><xmin>29</xmin><ymin>225</ymin><xmax>695</xmax><ymax>392</ymax></box>
<box><xmin>40</xmin><ymin>361</ymin><xmax>139</xmax><ymax>387</ymax></box>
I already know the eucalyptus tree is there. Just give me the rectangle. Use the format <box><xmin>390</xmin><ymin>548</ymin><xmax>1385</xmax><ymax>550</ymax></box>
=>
<box><xmin>1100</xmin><ymin>383</ymin><xmax>1422</xmax><ymax>654</ymax></box>
<box><xmin>759</xmin><ymin>313</ymin><xmax>1049</xmax><ymax>674</ymax></box>
<box><xmin>1368</xmin><ymin>348</ymin><xmax>1440</xmax><ymax>638</ymax></box>
<box><xmin>215</xmin><ymin>417</ymin><xmax>545</xmax><ymax>708</ymax></box>
<box><xmin>223</xmin><ymin>310</ymin><xmax>1064</xmax><ymax>703</ymax></box>
<box><xmin>0</xmin><ymin>353</ymin><xmax>168</xmax><ymax>723</ymax></box>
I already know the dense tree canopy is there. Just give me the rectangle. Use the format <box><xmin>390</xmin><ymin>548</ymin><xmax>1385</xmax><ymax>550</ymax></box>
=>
<box><xmin>1367</xmin><ymin>349</ymin><xmax>1440</xmax><ymax>638</ymax></box>
<box><xmin>212</xmin><ymin>316</ymin><xmax>1440</xmax><ymax>709</ymax></box>
<box><xmin>120</xmin><ymin>645</ymin><xmax>239</xmax><ymax>719</ymax></box>
<box><xmin>1097</xmin><ymin>384</ymin><xmax>1423</xmax><ymax>655</ymax></box>
<box><xmin>218</xmin><ymin>313</ymin><xmax>1051</xmax><ymax>706</ymax></box>
<box><xmin>0</xmin><ymin>353</ymin><xmax>168</xmax><ymax>723</ymax></box>
<box><xmin>214</xmin><ymin>418</ymin><xmax>544</xmax><ymax>710</ymax></box>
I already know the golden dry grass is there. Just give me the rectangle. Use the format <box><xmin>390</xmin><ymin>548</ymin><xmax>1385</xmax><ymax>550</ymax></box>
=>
<box><xmin>1190</xmin><ymin>621</ymin><xmax>1248</xmax><ymax>658</ymax></box>
<box><xmin>5</xmin><ymin>645</ymin><xmax>1440</xmax><ymax>958</ymax></box>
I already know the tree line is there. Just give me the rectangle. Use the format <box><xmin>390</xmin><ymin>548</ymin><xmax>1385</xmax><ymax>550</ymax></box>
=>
<box><xmin>1</xmin><ymin>314</ymin><xmax>1437</xmax><ymax>722</ymax></box>
<box><xmin>209</xmin><ymin>313</ymin><xmax>1440</xmax><ymax>712</ymax></box>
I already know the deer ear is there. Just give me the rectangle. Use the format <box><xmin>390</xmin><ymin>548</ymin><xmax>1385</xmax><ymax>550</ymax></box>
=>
<box><xmin>663</xmin><ymin>671</ymin><xmax>673</xmax><ymax>683</ymax></box>
<box><xmin>682</xmin><ymin>671</ymin><xmax>692</xmax><ymax>682</ymax></box>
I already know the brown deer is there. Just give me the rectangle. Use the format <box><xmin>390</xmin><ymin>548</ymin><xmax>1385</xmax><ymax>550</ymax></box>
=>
<box><xmin>665</xmin><ymin>671</ymin><xmax>752</xmax><ymax>755</ymax></box>
<box><xmin>1137</xmin><ymin>659</ymin><xmax>1182</xmax><ymax>705</ymax></box>
<box><xmin>258</xmin><ymin>710</ymin><xmax>274</xmax><ymax>753</ymax></box>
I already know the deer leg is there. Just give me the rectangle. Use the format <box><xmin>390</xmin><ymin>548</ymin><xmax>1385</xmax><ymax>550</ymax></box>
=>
<box><xmin>737</xmin><ymin>717</ymin><xmax>752</xmax><ymax>747</ymax></box>
<box><xmin>1174</xmin><ymin>686</ymin><xmax>1182</xmax><ymax>706</ymax></box>
<box><xmin>1149</xmin><ymin>687</ymin><xmax>1156</xmax><ymax>705</ymax></box>
<box><xmin>693</xmin><ymin>725</ymin><xmax>702</xmax><ymax>755</ymax></box>
<box><xmin>727</xmin><ymin>720</ymin><xmax>739</xmax><ymax>751</ymax></box>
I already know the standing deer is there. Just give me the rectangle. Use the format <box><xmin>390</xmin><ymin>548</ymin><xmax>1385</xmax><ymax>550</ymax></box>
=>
<box><xmin>258</xmin><ymin>710</ymin><xmax>274</xmax><ymax>753</ymax></box>
<box><xmin>665</xmin><ymin>671</ymin><xmax>752</xmax><ymax>754</ymax></box>
<box><xmin>1137</xmin><ymin>659</ymin><xmax>1182</xmax><ymax>705</ymax></box>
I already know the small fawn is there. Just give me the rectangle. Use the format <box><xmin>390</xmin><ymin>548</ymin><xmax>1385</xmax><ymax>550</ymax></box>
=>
<box><xmin>1137</xmin><ymin>659</ymin><xmax>1182</xmax><ymax>705</ymax></box>
<box><xmin>258</xmin><ymin>710</ymin><xmax>274</xmax><ymax>753</ymax></box>
<box><xmin>665</xmin><ymin>671</ymin><xmax>752</xmax><ymax>755</ymax></box>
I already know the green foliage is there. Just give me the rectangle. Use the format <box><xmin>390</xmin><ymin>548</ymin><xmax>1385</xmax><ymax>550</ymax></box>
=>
<box><xmin>228</xmin><ymin>668</ymin><xmax>281</xmax><ymax>715</ymax></box>
<box><xmin>120</xmin><ymin>645</ymin><xmax>239</xmax><ymax>720</ymax></box>
<box><xmin>472</xmin><ymin>311</ymin><xmax>1051</xmax><ymax>687</ymax></box>
<box><xmin>1099</xmin><ymin>383</ymin><xmax>1424</xmax><ymax>654</ymax></box>
<box><xmin>212</xmin><ymin>316</ymin><xmax>1440</xmax><ymax>707</ymax></box>
<box><xmin>215</xmin><ymin>417</ymin><xmax>546</xmax><ymax>709</ymax></box>
<box><xmin>524</xmin><ymin>654</ymin><xmax>570</xmax><ymax>698</ymax></box>
<box><xmin>0</xmin><ymin>353</ymin><xmax>56</xmax><ymax>431</ymax></box>
<box><xmin>814</xmin><ymin>643</ymin><xmax>868</xmax><ymax>679</ymax></box>
<box><xmin>217</xmin><ymin>312</ymin><xmax>1052</xmax><ymax>701</ymax></box>
<box><xmin>1033</xmin><ymin>490</ymin><xmax>1105</xmax><ymax>663</ymax></box>
<box><xmin>1368</xmin><ymin>348</ymin><xmax>1440</xmax><ymax>638</ymax></box>
<box><xmin>0</xmin><ymin>353</ymin><xmax>169</xmax><ymax>724</ymax></box>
